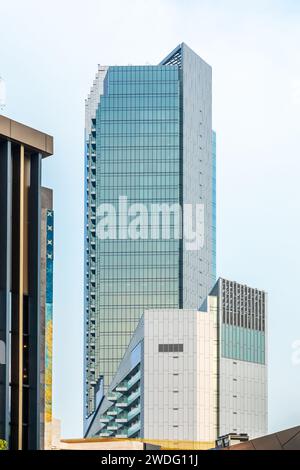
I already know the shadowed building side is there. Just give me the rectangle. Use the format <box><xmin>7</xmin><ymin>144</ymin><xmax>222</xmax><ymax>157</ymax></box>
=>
<box><xmin>0</xmin><ymin>115</ymin><xmax>53</xmax><ymax>450</ymax></box>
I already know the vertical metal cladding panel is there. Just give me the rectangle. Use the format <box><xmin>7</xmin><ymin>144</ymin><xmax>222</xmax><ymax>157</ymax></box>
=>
<box><xmin>0</xmin><ymin>141</ymin><xmax>12</xmax><ymax>442</ymax></box>
<box><xmin>27</xmin><ymin>152</ymin><xmax>42</xmax><ymax>449</ymax></box>
<box><xmin>181</xmin><ymin>44</ymin><xmax>214</xmax><ymax>309</ymax></box>
<box><xmin>143</xmin><ymin>309</ymin><xmax>198</xmax><ymax>441</ymax></box>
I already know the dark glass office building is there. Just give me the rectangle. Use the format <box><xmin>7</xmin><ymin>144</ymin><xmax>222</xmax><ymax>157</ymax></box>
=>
<box><xmin>0</xmin><ymin>116</ymin><xmax>53</xmax><ymax>449</ymax></box>
<box><xmin>84</xmin><ymin>43</ymin><xmax>216</xmax><ymax>433</ymax></box>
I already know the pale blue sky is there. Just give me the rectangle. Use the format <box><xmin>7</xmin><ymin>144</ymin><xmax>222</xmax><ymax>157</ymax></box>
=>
<box><xmin>1</xmin><ymin>0</ymin><xmax>300</xmax><ymax>438</ymax></box>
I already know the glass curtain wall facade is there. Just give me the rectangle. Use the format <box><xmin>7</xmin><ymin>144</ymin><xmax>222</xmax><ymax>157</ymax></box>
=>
<box><xmin>218</xmin><ymin>278</ymin><xmax>266</xmax><ymax>364</ymax></box>
<box><xmin>84</xmin><ymin>44</ymin><xmax>215</xmax><ymax>430</ymax></box>
<box><xmin>85</xmin><ymin>66</ymin><xmax>181</xmax><ymax>417</ymax></box>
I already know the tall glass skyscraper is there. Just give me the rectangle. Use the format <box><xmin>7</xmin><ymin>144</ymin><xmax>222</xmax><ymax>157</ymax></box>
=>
<box><xmin>84</xmin><ymin>43</ymin><xmax>216</xmax><ymax>432</ymax></box>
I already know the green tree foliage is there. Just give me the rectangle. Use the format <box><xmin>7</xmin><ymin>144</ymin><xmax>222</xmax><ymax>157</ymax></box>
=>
<box><xmin>0</xmin><ymin>439</ymin><xmax>7</xmax><ymax>450</ymax></box>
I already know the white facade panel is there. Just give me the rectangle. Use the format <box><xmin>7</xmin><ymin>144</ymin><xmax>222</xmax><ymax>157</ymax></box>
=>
<box><xmin>182</xmin><ymin>44</ymin><xmax>214</xmax><ymax>308</ymax></box>
<box><xmin>196</xmin><ymin>296</ymin><xmax>218</xmax><ymax>442</ymax></box>
<box><xmin>85</xmin><ymin>66</ymin><xmax>108</xmax><ymax>136</ymax></box>
<box><xmin>143</xmin><ymin>308</ymin><xmax>217</xmax><ymax>442</ymax></box>
<box><xmin>219</xmin><ymin>357</ymin><xmax>267</xmax><ymax>439</ymax></box>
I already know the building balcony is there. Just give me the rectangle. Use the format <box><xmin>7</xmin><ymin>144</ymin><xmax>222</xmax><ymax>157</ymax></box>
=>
<box><xmin>107</xmin><ymin>424</ymin><xmax>120</xmax><ymax>431</ymax></box>
<box><xmin>107</xmin><ymin>408</ymin><xmax>118</xmax><ymax>416</ymax></box>
<box><xmin>115</xmin><ymin>414</ymin><xmax>128</xmax><ymax>424</ymax></box>
<box><xmin>127</xmin><ymin>405</ymin><xmax>141</xmax><ymax>423</ymax></box>
<box><xmin>107</xmin><ymin>393</ymin><xmax>118</xmax><ymax>402</ymax></box>
<box><xmin>128</xmin><ymin>421</ymin><xmax>141</xmax><ymax>438</ymax></box>
<box><xmin>116</xmin><ymin>388</ymin><xmax>140</xmax><ymax>408</ymax></box>
<box><xmin>115</xmin><ymin>384</ymin><xmax>127</xmax><ymax>393</ymax></box>
<box><xmin>115</xmin><ymin>369</ymin><xmax>141</xmax><ymax>393</ymax></box>
<box><xmin>128</xmin><ymin>389</ymin><xmax>140</xmax><ymax>406</ymax></box>
<box><xmin>128</xmin><ymin>369</ymin><xmax>141</xmax><ymax>387</ymax></box>
<box><xmin>115</xmin><ymin>398</ymin><xmax>128</xmax><ymax>408</ymax></box>
<box><xmin>99</xmin><ymin>417</ymin><xmax>111</xmax><ymax>424</ymax></box>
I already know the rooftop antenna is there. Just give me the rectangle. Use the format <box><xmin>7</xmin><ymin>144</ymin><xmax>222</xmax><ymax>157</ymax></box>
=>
<box><xmin>0</xmin><ymin>76</ymin><xmax>6</xmax><ymax>113</ymax></box>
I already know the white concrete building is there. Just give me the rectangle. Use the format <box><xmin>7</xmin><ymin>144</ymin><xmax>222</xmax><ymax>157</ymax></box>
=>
<box><xmin>86</xmin><ymin>278</ymin><xmax>267</xmax><ymax>444</ymax></box>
